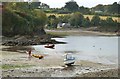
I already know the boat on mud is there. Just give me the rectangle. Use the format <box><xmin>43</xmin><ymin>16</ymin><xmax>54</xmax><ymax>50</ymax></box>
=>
<box><xmin>44</xmin><ymin>44</ymin><xmax>55</xmax><ymax>48</ymax></box>
<box><xmin>64</xmin><ymin>53</ymin><xmax>75</xmax><ymax>66</ymax></box>
<box><xmin>32</xmin><ymin>54</ymin><xmax>44</xmax><ymax>59</ymax></box>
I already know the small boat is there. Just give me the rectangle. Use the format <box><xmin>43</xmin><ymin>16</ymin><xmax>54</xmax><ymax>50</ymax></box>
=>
<box><xmin>64</xmin><ymin>53</ymin><xmax>75</xmax><ymax>66</ymax></box>
<box><xmin>32</xmin><ymin>54</ymin><xmax>43</xmax><ymax>59</ymax></box>
<box><xmin>44</xmin><ymin>44</ymin><xmax>55</xmax><ymax>48</ymax></box>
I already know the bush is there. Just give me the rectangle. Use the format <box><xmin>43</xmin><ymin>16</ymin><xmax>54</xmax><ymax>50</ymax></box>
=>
<box><xmin>82</xmin><ymin>17</ymin><xmax>91</xmax><ymax>27</ymax></box>
<box><xmin>47</xmin><ymin>15</ymin><xmax>59</xmax><ymax>28</ymax></box>
<box><xmin>58</xmin><ymin>15</ymin><xmax>71</xmax><ymax>23</ymax></box>
<box><xmin>91</xmin><ymin>15</ymin><xmax>100</xmax><ymax>26</ymax></box>
<box><xmin>69</xmin><ymin>12</ymin><xmax>84</xmax><ymax>28</ymax></box>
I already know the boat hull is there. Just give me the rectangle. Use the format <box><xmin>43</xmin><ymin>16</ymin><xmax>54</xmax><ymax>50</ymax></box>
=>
<box><xmin>44</xmin><ymin>45</ymin><xmax>54</xmax><ymax>48</ymax></box>
<box><xmin>32</xmin><ymin>54</ymin><xmax>43</xmax><ymax>59</ymax></box>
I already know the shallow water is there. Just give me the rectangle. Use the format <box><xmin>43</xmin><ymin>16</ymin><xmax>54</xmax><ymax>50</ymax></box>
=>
<box><xmin>32</xmin><ymin>36</ymin><xmax>118</xmax><ymax>65</ymax></box>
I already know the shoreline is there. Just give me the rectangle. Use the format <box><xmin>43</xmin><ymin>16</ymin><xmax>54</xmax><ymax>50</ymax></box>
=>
<box><xmin>45</xmin><ymin>29</ymin><xmax>118</xmax><ymax>36</ymax></box>
<box><xmin>2</xmin><ymin>29</ymin><xmax>119</xmax><ymax>46</ymax></box>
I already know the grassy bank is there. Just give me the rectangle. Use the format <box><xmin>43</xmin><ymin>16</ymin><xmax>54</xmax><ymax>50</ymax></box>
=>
<box><xmin>46</xmin><ymin>31</ymin><xmax>68</xmax><ymax>36</ymax></box>
<box><xmin>45</xmin><ymin>29</ymin><xmax>117</xmax><ymax>36</ymax></box>
<box><xmin>1</xmin><ymin>64</ymin><xmax>33</xmax><ymax>70</ymax></box>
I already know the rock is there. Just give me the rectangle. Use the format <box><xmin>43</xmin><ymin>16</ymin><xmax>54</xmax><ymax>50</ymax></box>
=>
<box><xmin>2</xmin><ymin>34</ymin><xmax>66</xmax><ymax>46</ymax></box>
<box><xmin>85</xmin><ymin>68</ymin><xmax>90</xmax><ymax>70</ymax></box>
<box><xmin>101</xmin><ymin>70</ymin><xmax>103</xmax><ymax>71</ymax></box>
<box><xmin>7</xmin><ymin>74</ymin><xmax>10</xmax><ymax>77</ymax></box>
<box><xmin>10</xmin><ymin>70</ymin><xmax>14</xmax><ymax>72</ymax></box>
<box><xmin>36</xmin><ymin>69</ymin><xmax>38</xmax><ymax>71</ymax></box>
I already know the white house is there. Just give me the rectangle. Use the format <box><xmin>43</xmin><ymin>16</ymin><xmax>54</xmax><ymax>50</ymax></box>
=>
<box><xmin>57</xmin><ymin>23</ymin><xmax>71</xmax><ymax>28</ymax></box>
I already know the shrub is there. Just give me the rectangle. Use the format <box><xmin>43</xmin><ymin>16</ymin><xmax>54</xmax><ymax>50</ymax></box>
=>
<box><xmin>69</xmin><ymin>12</ymin><xmax>84</xmax><ymax>28</ymax></box>
<box><xmin>91</xmin><ymin>15</ymin><xmax>100</xmax><ymax>26</ymax></box>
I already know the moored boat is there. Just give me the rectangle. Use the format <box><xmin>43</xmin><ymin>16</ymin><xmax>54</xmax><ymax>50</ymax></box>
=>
<box><xmin>44</xmin><ymin>44</ymin><xmax>55</xmax><ymax>48</ymax></box>
<box><xmin>32</xmin><ymin>54</ymin><xmax>43</xmax><ymax>59</ymax></box>
<box><xmin>64</xmin><ymin>53</ymin><xmax>75</xmax><ymax>66</ymax></box>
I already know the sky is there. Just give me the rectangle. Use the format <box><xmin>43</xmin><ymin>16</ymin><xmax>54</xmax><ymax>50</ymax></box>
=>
<box><xmin>25</xmin><ymin>0</ymin><xmax>120</xmax><ymax>8</ymax></box>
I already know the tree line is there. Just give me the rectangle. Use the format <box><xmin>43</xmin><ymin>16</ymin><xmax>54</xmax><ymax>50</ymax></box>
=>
<box><xmin>2</xmin><ymin>2</ymin><xmax>120</xmax><ymax>37</ymax></box>
<box><xmin>47</xmin><ymin>12</ymin><xmax>119</xmax><ymax>32</ymax></box>
<box><xmin>41</xmin><ymin>0</ymin><xmax>120</xmax><ymax>16</ymax></box>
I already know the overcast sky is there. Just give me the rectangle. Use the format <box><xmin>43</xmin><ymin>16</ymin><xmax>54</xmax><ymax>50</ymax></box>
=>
<box><xmin>25</xmin><ymin>0</ymin><xmax>120</xmax><ymax>8</ymax></box>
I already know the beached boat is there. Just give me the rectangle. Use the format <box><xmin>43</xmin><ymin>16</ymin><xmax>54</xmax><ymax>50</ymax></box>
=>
<box><xmin>44</xmin><ymin>44</ymin><xmax>55</xmax><ymax>48</ymax></box>
<box><xmin>32</xmin><ymin>54</ymin><xmax>43</xmax><ymax>59</ymax></box>
<box><xmin>64</xmin><ymin>53</ymin><xmax>75</xmax><ymax>66</ymax></box>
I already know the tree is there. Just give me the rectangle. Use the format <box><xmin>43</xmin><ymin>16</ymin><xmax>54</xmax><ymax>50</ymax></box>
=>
<box><xmin>106</xmin><ymin>17</ymin><xmax>116</xmax><ymax>26</ymax></box>
<box><xmin>82</xmin><ymin>17</ymin><xmax>91</xmax><ymax>27</ymax></box>
<box><xmin>79</xmin><ymin>6</ymin><xmax>90</xmax><ymax>14</ymax></box>
<box><xmin>108</xmin><ymin>2</ymin><xmax>120</xmax><ymax>14</ymax></box>
<box><xmin>2</xmin><ymin>3</ymin><xmax>47</xmax><ymax>36</ymax></box>
<box><xmin>30</xmin><ymin>2</ymin><xmax>41</xmax><ymax>9</ymax></box>
<box><xmin>91</xmin><ymin>2</ymin><xmax>120</xmax><ymax>15</ymax></box>
<box><xmin>91</xmin><ymin>15</ymin><xmax>100</xmax><ymax>26</ymax></box>
<box><xmin>47</xmin><ymin>15</ymin><xmax>59</xmax><ymax>28</ymax></box>
<box><xmin>3</xmin><ymin>2</ymin><xmax>31</xmax><ymax>13</ymax></box>
<box><xmin>69</xmin><ymin>12</ymin><xmax>84</xmax><ymax>27</ymax></box>
<box><xmin>2</xmin><ymin>8</ymin><xmax>28</xmax><ymax>36</ymax></box>
<box><xmin>64</xmin><ymin>0</ymin><xmax>79</xmax><ymax>12</ymax></box>
<box><xmin>100</xmin><ymin>19</ymin><xmax>107</xmax><ymax>26</ymax></box>
<box><xmin>93</xmin><ymin>4</ymin><xmax>104</xmax><ymax>12</ymax></box>
<box><xmin>58</xmin><ymin>15</ymin><xmax>71</xmax><ymax>23</ymax></box>
<box><xmin>32</xmin><ymin>9</ymin><xmax>47</xmax><ymax>31</ymax></box>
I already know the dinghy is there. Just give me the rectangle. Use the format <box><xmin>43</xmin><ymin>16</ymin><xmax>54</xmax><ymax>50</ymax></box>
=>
<box><xmin>64</xmin><ymin>53</ymin><xmax>75</xmax><ymax>66</ymax></box>
<box><xmin>32</xmin><ymin>54</ymin><xmax>43</xmax><ymax>59</ymax></box>
<box><xmin>44</xmin><ymin>44</ymin><xmax>55</xmax><ymax>48</ymax></box>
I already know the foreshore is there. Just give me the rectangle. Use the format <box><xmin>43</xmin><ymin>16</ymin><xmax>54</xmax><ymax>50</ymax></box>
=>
<box><xmin>45</xmin><ymin>29</ymin><xmax>118</xmax><ymax>36</ymax></box>
<box><xmin>1</xmin><ymin>46</ymin><xmax>118</xmax><ymax>77</ymax></box>
<box><xmin>1</xmin><ymin>29</ymin><xmax>119</xmax><ymax>77</ymax></box>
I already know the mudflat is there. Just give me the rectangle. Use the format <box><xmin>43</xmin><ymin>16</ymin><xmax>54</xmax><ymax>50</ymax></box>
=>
<box><xmin>1</xmin><ymin>46</ymin><xmax>118</xmax><ymax>77</ymax></box>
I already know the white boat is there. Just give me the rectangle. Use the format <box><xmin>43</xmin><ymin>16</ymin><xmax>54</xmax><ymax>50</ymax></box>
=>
<box><xmin>64</xmin><ymin>53</ymin><xmax>75</xmax><ymax>66</ymax></box>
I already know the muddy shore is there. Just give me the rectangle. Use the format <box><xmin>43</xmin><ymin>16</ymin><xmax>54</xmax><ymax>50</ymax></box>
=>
<box><xmin>1</xmin><ymin>46</ymin><xmax>118</xmax><ymax>77</ymax></box>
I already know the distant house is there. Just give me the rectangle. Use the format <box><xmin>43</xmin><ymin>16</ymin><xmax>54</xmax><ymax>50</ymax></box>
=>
<box><xmin>57</xmin><ymin>23</ymin><xmax>71</xmax><ymax>28</ymax></box>
<box><xmin>95</xmin><ymin>10</ymin><xmax>103</xmax><ymax>13</ymax></box>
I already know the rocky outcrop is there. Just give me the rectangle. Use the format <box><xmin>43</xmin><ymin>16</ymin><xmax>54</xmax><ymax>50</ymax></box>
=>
<box><xmin>2</xmin><ymin>35</ymin><xmax>65</xmax><ymax>46</ymax></box>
